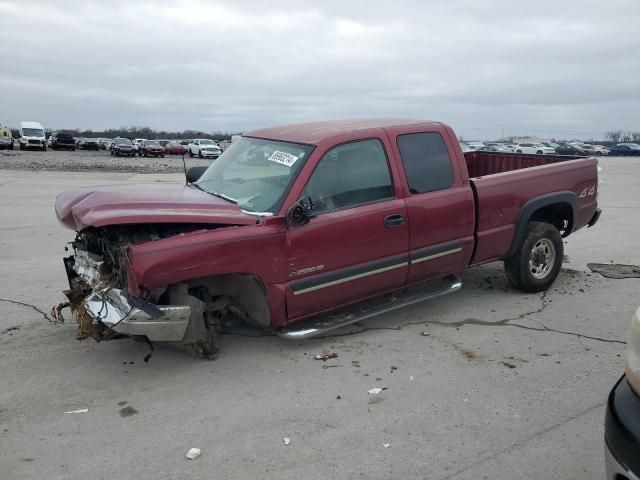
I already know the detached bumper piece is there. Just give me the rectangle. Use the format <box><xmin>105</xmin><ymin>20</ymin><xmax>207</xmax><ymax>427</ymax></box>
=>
<box><xmin>605</xmin><ymin>376</ymin><xmax>640</xmax><ymax>480</ymax></box>
<box><xmin>82</xmin><ymin>288</ymin><xmax>191</xmax><ymax>342</ymax></box>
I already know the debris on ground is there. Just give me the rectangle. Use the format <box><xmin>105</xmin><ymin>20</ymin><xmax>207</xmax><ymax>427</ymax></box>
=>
<box><xmin>283</xmin><ymin>437</ymin><xmax>291</xmax><ymax>446</ymax></box>
<box><xmin>352</xmin><ymin>360</ymin><xmax>360</xmax><ymax>368</ymax></box>
<box><xmin>587</xmin><ymin>263</ymin><xmax>640</xmax><ymax>279</ymax></box>
<box><xmin>119</xmin><ymin>406</ymin><xmax>139</xmax><ymax>417</ymax></box>
<box><xmin>64</xmin><ymin>408</ymin><xmax>88</xmax><ymax>414</ymax></box>
<box><xmin>368</xmin><ymin>387</ymin><xmax>388</xmax><ymax>395</ymax></box>
<box><xmin>314</xmin><ymin>351</ymin><xmax>338</xmax><ymax>361</ymax></box>
<box><xmin>186</xmin><ymin>448</ymin><xmax>201</xmax><ymax>459</ymax></box>
<box><xmin>420</xmin><ymin>331</ymin><xmax>431</xmax><ymax>336</ymax></box>
<box><xmin>383</xmin><ymin>443</ymin><xmax>391</xmax><ymax>448</ymax></box>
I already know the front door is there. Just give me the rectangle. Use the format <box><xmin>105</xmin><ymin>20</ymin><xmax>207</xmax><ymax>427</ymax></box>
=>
<box><xmin>285</xmin><ymin>138</ymin><xmax>409</xmax><ymax>320</ymax></box>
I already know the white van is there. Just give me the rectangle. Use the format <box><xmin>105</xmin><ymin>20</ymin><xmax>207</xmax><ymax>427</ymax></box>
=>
<box><xmin>19</xmin><ymin>121</ymin><xmax>47</xmax><ymax>151</ymax></box>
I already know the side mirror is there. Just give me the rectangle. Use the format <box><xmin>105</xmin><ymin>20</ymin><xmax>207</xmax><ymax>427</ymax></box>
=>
<box><xmin>286</xmin><ymin>197</ymin><xmax>316</xmax><ymax>227</ymax></box>
<box><xmin>186</xmin><ymin>166</ymin><xmax>208</xmax><ymax>183</ymax></box>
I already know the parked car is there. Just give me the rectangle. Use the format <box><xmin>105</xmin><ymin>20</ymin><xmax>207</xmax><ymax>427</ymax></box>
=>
<box><xmin>78</xmin><ymin>138</ymin><xmax>100</xmax><ymax>150</ymax></box>
<box><xmin>541</xmin><ymin>142</ymin><xmax>561</xmax><ymax>149</ymax></box>
<box><xmin>188</xmin><ymin>139</ymin><xmax>222</xmax><ymax>159</ymax></box>
<box><xmin>54</xmin><ymin>118</ymin><xmax>600</xmax><ymax>358</ymax></box>
<box><xmin>577</xmin><ymin>144</ymin><xmax>609</xmax><ymax>156</ymax></box>
<box><xmin>605</xmin><ymin>306</ymin><xmax>640</xmax><ymax>480</ymax></box>
<box><xmin>462</xmin><ymin>142</ymin><xmax>484</xmax><ymax>151</ymax></box>
<box><xmin>165</xmin><ymin>141</ymin><xmax>187</xmax><ymax>155</ymax></box>
<box><xmin>110</xmin><ymin>137</ymin><xmax>135</xmax><ymax>157</ymax></box>
<box><xmin>556</xmin><ymin>144</ymin><xmax>588</xmax><ymax>156</ymax></box>
<box><xmin>97</xmin><ymin>138</ymin><xmax>112</xmax><ymax>150</ymax></box>
<box><xmin>18</xmin><ymin>121</ymin><xmax>46</xmax><ymax>151</ymax></box>
<box><xmin>0</xmin><ymin>127</ymin><xmax>14</xmax><ymax>150</ymax></box>
<box><xmin>514</xmin><ymin>143</ymin><xmax>555</xmax><ymax>154</ymax></box>
<box><xmin>141</xmin><ymin>140</ymin><xmax>165</xmax><ymax>157</ymax></box>
<box><xmin>608</xmin><ymin>143</ymin><xmax>640</xmax><ymax>156</ymax></box>
<box><xmin>51</xmin><ymin>132</ymin><xmax>76</xmax><ymax>151</ymax></box>
<box><xmin>132</xmin><ymin>138</ymin><xmax>147</xmax><ymax>155</ymax></box>
<box><xmin>157</xmin><ymin>139</ymin><xmax>171</xmax><ymax>147</ymax></box>
<box><xmin>486</xmin><ymin>143</ymin><xmax>514</xmax><ymax>152</ymax></box>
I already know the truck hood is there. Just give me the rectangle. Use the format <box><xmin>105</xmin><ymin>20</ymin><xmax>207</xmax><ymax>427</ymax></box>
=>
<box><xmin>55</xmin><ymin>183</ymin><xmax>258</xmax><ymax>231</ymax></box>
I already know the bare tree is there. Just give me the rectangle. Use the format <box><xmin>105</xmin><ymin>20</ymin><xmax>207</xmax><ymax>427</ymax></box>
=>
<box><xmin>631</xmin><ymin>132</ymin><xmax>640</xmax><ymax>143</ymax></box>
<box><xmin>605</xmin><ymin>130</ymin><xmax>622</xmax><ymax>143</ymax></box>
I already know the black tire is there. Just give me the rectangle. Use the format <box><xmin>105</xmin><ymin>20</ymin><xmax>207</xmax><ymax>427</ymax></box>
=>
<box><xmin>198</xmin><ymin>150</ymin><xmax>203</xmax><ymax>159</ymax></box>
<box><xmin>516</xmin><ymin>150</ymin><xmax>522</xmax><ymax>153</ymax></box>
<box><xmin>189</xmin><ymin>149</ymin><xmax>194</xmax><ymax>158</ymax></box>
<box><xmin>536</xmin><ymin>150</ymin><xmax>543</xmax><ymax>155</ymax></box>
<box><xmin>110</xmin><ymin>149</ymin><xmax>114</xmax><ymax>156</ymax></box>
<box><xmin>504</xmin><ymin>221</ymin><xmax>563</xmax><ymax>293</ymax></box>
<box><xmin>9</xmin><ymin>143</ymin><xmax>13</xmax><ymax>150</ymax></box>
<box><xmin>72</xmin><ymin>148</ymin><xmax>75</xmax><ymax>152</ymax></box>
<box><xmin>42</xmin><ymin>145</ymin><xmax>47</xmax><ymax>152</ymax></box>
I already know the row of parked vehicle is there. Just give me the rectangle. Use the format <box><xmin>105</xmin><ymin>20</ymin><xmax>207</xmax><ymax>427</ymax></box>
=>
<box><xmin>460</xmin><ymin>140</ymin><xmax>640</xmax><ymax>156</ymax></box>
<box><xmin>108</xmin><ymin>137</ymin><xmax>223</xmax><ymax>158</ymax></box>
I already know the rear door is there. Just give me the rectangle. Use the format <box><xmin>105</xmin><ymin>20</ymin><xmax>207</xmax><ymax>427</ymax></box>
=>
<box><xmin>285</xmin><ymin>137</ymin><xmax>409</xmax><ymax>320</ymax></box>
<box><xmin>387</xmin><ymin>125</ymin><xmax>474</xmax><ymax>284</ymax></box>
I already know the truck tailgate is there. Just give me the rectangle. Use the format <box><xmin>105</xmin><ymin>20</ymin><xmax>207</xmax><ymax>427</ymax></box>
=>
<box><xmin>469</xmin><ymin>157</ymin><xmax>599</xmax><ymax>265</ymax></box>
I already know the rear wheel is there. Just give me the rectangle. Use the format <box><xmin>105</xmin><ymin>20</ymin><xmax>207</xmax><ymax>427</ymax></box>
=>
<box><xmin>536</xmin><ymin>150</ymin><xmax>543</xmax><ymax>155</ymax></box>
<box><xmin>516</xmin><ymin>149</ymin><xmax>522</xmax><ymax>153</ymax></box>
<box><xmin>504</xmin><ymin>221</ymin><xmax>563</xmax><ymax>293</ymax></box>
<box><xmin>189</xmin><ymin>149</ymin><xmax>194</xmax><ymax>158</ymax></box>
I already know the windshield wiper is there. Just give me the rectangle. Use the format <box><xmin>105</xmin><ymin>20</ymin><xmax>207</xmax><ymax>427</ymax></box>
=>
<box><xmin>189</xmin><ymin>183</ymin><xmax>239</xmax><ymax>204</ymax></box>
<box><xmin>212</xmin><ymin>191</ymin><xmax>239</xmax><ymax>204</ymax></box>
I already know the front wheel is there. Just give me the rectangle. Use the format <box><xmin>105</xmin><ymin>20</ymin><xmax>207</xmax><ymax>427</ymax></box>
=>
<box><xmin>504</xmin><ymin>221</ymin><xmax>563</xmax><ymax>293</ymax></box>
<box><xmin>189</xmin><ymin>149</ymin><xmax>194</xmax><ymax>158</ymax></box>
<box><xmin>516</xmin><ymin>150</ymin><xmax>522</xmax><ymax>153</ymax></box>
<box><xmin>42</xmin><ymin>145</ymin><xmax>47</xmax><ymax>152</ymax></box>
<box><xmin>536</xmin><ymin>150</ymin><xmax>543</xmax><ymax>155</ymax></box>
<box><xmin>198</xmin><ymin>151</ymin><xmax>203</xmax><ymax>159</ymax></box>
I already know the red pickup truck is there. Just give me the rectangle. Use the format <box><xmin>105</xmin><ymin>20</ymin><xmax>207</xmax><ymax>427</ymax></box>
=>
<box><xmin>54</xmin><ymin>119</ymin><xmax>600</xmax><ymax>358</ymax></box>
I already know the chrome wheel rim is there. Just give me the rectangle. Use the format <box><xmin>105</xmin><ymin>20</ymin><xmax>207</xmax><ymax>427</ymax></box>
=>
<box><xmin>529</xmin><ymin>239</ymin><xmax>555</xmax><ymax>280</ymax></box>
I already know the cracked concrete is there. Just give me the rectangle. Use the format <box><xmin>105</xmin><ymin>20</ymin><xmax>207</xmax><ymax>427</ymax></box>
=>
<box><xmin>0</xmin><ymin>160</ymin><xmax>639</xmax><ymax>480</ymax></box>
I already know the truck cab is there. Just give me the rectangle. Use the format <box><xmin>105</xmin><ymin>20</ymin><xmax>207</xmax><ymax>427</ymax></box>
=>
<box><xmin>19</xmin><ymin>121</ymin><xmax>46</xmax><ymax>151</ymax></box>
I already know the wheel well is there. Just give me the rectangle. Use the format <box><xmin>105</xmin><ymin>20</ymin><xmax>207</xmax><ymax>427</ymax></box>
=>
<box><xmin>530</xmin><ymin>202</ymin><xmax>573</xmax><ymax>235</ymax></box>
<box><xmin>185</xmin><ymin>273</ymin><xmax>271</xmax><ymax>327</ymax></box>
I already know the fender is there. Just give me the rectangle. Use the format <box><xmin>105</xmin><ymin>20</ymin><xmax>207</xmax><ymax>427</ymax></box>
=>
<box><xmin>505</xmin><ymin>191</ymin><xmax>577</xmax><ymax>258</ymax></box>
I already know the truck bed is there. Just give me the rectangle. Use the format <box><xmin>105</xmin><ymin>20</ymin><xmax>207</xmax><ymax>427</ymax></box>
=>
<box><xmin>463</xmin><ymin>151</ymin><xmax>586</xmax><ymax>178</ymax></box>
<box><xmin>466</xmin><ymin>153</ymin><xmax>599</xmax><ymax>266</ymax></box>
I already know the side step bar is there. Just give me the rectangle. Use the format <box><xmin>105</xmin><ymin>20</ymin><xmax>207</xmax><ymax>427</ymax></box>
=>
<box><xmin>277</xmin><ymin>275</ymin><xmax>462</xmax><ymax>339</ymax></box>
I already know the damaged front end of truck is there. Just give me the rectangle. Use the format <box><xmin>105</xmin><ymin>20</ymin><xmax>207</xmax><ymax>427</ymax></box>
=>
<box><xmin>55</xmin><ymin>225</ymin><xmax>222</xmax><ymax>358</ymax></box>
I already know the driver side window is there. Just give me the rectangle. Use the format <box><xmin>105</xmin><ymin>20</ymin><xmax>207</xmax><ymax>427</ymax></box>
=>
<box><xmin>302</xmin><ymin>138</ymin><xmax>394</xmax><ymax>214</ymax></box>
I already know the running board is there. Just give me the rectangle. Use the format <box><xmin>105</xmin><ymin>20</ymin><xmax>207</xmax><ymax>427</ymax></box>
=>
<box><xmin>277</xmin><ymin>275</ymin><xmax>462</xmax><ymax>339</ymax></box>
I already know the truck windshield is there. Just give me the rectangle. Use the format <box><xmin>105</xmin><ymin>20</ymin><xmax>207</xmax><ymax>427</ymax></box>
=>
<box><xmin>196</xmin><ymin>136</ymin><xmax>313</xmax><ymax>214</ymax></box>
<box><xmin>23</xmin><ymin>128</ymin><xmax>44</xmax><ymax>137</ymax></box>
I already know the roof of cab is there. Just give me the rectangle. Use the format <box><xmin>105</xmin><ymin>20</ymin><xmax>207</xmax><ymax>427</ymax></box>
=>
<box><xmin>245</xmin><ymin>118</ymin><xmax>439</xmax><ymax>145</ymax></box>
<box><xmin>20</xmin><ymin>121</ymin><xmax>44</xmax><ymax>128</ymax></box>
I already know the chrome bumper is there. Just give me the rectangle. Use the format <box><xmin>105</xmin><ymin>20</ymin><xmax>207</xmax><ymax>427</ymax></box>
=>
<box><xmin>83</xmin><ymin>288</ymin><xmax>191</xmax><ymax>342</ymax></box>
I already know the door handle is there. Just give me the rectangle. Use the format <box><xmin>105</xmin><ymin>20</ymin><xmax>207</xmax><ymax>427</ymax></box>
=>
<box><xmin>384</xmin><ymin>214</ymin><xmax>405</xmax><ymax>228</ymax></box>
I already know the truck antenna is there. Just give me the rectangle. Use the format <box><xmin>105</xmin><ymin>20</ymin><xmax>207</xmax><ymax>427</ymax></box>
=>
<box><xmin>182</xmin><ymin>152</ymin><xmax>188</xmax><ymax>185</ymax></box>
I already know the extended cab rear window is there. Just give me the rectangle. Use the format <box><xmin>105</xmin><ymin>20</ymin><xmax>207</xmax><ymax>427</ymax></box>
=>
<box><xmin>396</xmin><ymin>132</ymin><xmax>454</xmax><ymax>194</ymax></box>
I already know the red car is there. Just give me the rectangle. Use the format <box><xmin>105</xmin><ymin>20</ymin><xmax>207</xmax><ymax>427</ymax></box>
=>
<box><xmin>55</xmin><ymin>119</ymin><xmax>600</xmax><ymax>358</ymax></box>
<box><xmin>141</xmin><ymin>140</ymin><xmax>165</xmax><ymax>157</ymax></box>
<box><xmin>165</xmin><ymin>141</ymin><xmax>187</xmax><ymax>155</ymax></box>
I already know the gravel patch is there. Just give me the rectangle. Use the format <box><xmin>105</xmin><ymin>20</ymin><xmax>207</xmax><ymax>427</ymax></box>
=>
<box><xmin>0</xmin><ymin>148</ymin><xmax>212</xmax><ymax>173</ymax></box>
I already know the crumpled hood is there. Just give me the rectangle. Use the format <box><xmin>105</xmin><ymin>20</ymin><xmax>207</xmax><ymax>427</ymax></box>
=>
<box><xmin>55</xmin><ymin>183</ymin><xmax>257</xmax><ymax>231</ymax></box>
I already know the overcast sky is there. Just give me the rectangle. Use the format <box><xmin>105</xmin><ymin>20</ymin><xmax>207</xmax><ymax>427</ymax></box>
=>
<box><xmin>1</xmin><ymin>0</ymin><xmax>638</xmax><ymax>139</ymax></box>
